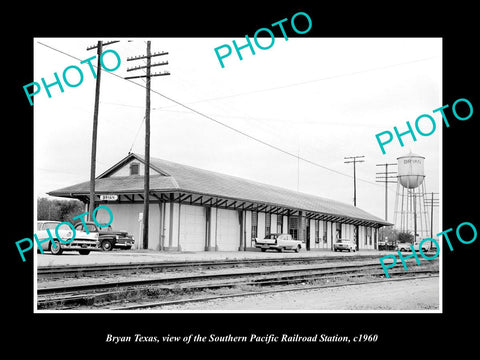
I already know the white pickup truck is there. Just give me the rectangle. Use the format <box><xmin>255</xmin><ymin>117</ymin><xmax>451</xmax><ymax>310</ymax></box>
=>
<box><xmin>254</xmin><ymin>233</ymin><xmax>302</xmax><ymax>253</ymax></box>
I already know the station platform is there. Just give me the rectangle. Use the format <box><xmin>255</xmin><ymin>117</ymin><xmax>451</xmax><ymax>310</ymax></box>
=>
<box><xmin>36</xmin><ymin>248</ymin><xmax>390</xmax><ymax>268</ymax></box>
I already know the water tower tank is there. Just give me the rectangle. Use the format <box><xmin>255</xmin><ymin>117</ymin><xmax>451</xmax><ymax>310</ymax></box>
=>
<box><xmin>397</xmin><ymin>152</ymin><xmax>425</xmax><ymax>189</ymax></box>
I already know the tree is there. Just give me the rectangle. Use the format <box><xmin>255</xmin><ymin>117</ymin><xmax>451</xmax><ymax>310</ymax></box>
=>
<box><xmin>379</xmin><ymin>226</ymin><xmax>399</xmax><ymax>244</ymax></box>
<box><xmin>37</xmin><ymin>197</ymin><xmax>85</xmax><ymax>222</ymax></box>
<box><xmin>398</xmin><ymin>231</ymin><xmax>414</xmax><ymax>244</ymax></box>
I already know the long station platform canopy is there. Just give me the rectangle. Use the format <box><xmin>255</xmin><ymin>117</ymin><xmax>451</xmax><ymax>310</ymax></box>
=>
<box><xmin>48</xmin><ymin>153</ymin><xmax>392</xmax><ymax>228</ymax></box>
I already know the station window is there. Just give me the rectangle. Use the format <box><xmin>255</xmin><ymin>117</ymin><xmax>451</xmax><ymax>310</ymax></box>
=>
<box><xmin>315</xmin><ymin>220</ymin><xmax>320</xmax><ymax>244</ymax></box>
<box><xmin>290</xmin><ymin>229</ymin><xmax>298</xmax><ymax>240</ymax></box>
<box><xmin>306</xmin><ymin>221</ymin><xmax>310</xmax><ymax>243</ymax></box>
<box><xmin>251</xmin><ymin>211</ymin><xmax>258</xmax><ymax>239</ymax></box>
<box><xmin>336</xmin><ymin>222</ymin><xmax>342</xmax><ymax>240</ymax></box>
<box><xmin>367</xmin><ymin>227</ymin><xmax>372</xmax><ymax>245</ymax></box>
<box><xmin>323</xmin><ymin>221</ymin><xmax>328</xmax><ymax>243</ymax></box>
<box><xmin>130</xmin><ymin>162</ymin><xmax>140</xmax><ymax>175</ymax></box>
<box><xmin>265</xmin><ymin>213</ymin><xmax>271</xmax><ymax>236</ymax></box>
<box><xmin>277</xmin><ymin>215</ymin><xmax>283</xmax><ymax>233</ymax></box>
<box><xmin>289</xmin><ymin>216</ymin><xmax>298</xmax><ymax>240</ymax></box>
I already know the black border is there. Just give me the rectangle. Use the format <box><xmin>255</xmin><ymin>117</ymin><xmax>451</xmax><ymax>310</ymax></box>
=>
<box><xmin>8</xmin><ymin>3</ymin><xmax>479</xmax><ymax>355</ymax></box>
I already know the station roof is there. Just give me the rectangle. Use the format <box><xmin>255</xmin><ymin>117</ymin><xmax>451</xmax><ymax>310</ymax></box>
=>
<box><xmin>48</xmin><ymin>153</ymin><xmax>391</xmax><ymax>228</ymax></box>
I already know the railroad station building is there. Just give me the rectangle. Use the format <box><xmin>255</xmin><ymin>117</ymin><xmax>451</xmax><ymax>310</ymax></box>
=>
<box><xmin>48</xmin><ymin>153</ymin><xmax>391</xmax><ymax>252</ymax></box>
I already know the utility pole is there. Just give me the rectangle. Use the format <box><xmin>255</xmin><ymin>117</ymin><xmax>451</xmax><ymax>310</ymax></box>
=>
<box><xmin>86</xmin><ymin>40</ymin><xmax>119</xmax><ymax>219</ymax></box>
<box><xmin>424</xmin><ymin>192</ymin><xmax>439</xmax><ymax>247</ymax></box>
<box><xmin>344</xmin><ymin>155</ymin><xmax>365</xmax><ymax>206</ymax></box>
<box><xmin>297</xmin><ymin>148</ymin><xmax>300</xmax><ymax>192</ymax></box>
<box><xmin>125</xmin><ymin>41</ymin><xmax>169</xmax><ymax>249</ymax></box>
<box><xmin>375</xmin><ymin>163</ymin><xmax>397</xmax><ymax>222</ymax></box>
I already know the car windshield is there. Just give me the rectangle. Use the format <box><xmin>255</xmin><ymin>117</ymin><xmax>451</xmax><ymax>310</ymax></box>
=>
<box><xmin>56</xmin><ymin>223</ymin><xmax>72</xmax><ymax>231</ymax></box>
<box><xmin>264</xmin><ymin>234</ymin><xmax>277</xmax><ymax>239</ymax></box>
<box><xmin>76</xmin><ymin>223</ymin><xmax>98</xmax><ymax>232</ymax></box>
<box><xmin>85</xmin><ymin>224</ymin><xmax>98</xmax><ymax>232</ymax></box>
<box><xmin>38</xmin><ymin>222</ymin><xmax>59</xmax><ymax>231</ymax></box>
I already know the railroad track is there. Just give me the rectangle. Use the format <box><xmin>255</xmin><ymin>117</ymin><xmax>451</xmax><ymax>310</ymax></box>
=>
<box><xmin>37</xmin><ymin>254</ymin><xmax>389</xmax><ymax>279</ymax></box>
<box><xmin>115</xmin><ymin>274</ymin><xmax>439</xmax><ymax>310</ymax></box>
<box><xmin>37</xmin><ymin>259</ymin><xmax>439</xmax><ymax>310</ymax></box>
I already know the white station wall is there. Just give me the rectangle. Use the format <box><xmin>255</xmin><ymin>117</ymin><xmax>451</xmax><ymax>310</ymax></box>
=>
<box><xmin>97</xmin><ymin>202</ymin><xmax>378</xmax><ymax>252</ymax></box>
<box><xmin>99</xmin><ymin>203</ymin><xmax>160</xmax><ymax>250</ymax></box>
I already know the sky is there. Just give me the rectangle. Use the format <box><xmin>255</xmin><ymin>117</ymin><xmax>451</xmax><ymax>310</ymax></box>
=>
<box><xmin>33</xmin><ymin>37</ymin><xmax>442</xmax><ymax>231</ymax></box>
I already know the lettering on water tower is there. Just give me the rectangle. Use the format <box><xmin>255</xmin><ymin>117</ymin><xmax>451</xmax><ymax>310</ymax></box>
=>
<box><xmin>403</xmin><ymin>159</ymin><xmax>421</xmax><ymax>164</ymax></box>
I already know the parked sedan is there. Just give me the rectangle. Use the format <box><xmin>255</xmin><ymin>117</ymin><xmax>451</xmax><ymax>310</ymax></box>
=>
<box><xmin>254</xmin><ymin>233</ymin><xmax>302</xmax><ymax>252</ymax></box>
<box><xmin>333</xmin><ymin>239</ymin><xmax>356</xmax><ymax>252</ymax></box>
<box><xmin>74</xmin><ymin>221</ymin><xmax>135</xmax><ymax>251</ymax></box>
<box><xmin>36</xmin><ymin>221</ymin><xmax>100</xmax><ymax>255</ymax></box>
<box><xmin>396</xmin><ymin>242</ymin><xmax>411</xmax><ymax>251</ymax></box>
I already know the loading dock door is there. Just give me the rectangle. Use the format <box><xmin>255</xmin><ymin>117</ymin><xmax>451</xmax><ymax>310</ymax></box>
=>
<box><xmin>179</xmin><ymin>205</ymin><xmax>206</xmax><ymax>251</ymax></box>
<box><xmin>216</xmin><ymin>208</ymin><xmax>240</xmax><ymax>251</ymax></box>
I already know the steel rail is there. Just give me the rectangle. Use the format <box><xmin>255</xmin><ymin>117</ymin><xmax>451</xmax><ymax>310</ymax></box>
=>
<box><xmin>37</xmin><ymin>262</ymin><xmax>386</xmax><ymax>295</ymax></box>
<box><xmin>112</xmin><ymin>273</ymin><xmax>440</xmax><ymax>310</ymax></box>
<box><xmin>37</xmin><ymin>266</ymin><xmax>438</xmax><ymax>310</ymax></box>
<box><xmin>37</xmin><ymin>254</ymin><xmax>389</xmax><ymax>278</ymax></box>
<box><xmin>37</xmin><ymin>269</ymin><xmax>438</xmax><ymax>309</ymax></box>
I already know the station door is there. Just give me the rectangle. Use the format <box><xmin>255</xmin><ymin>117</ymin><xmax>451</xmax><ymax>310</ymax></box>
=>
<box><xmin>179</xmin><ymin>205</ymin><xmax>206</xmax><ymax>251</ymax></box>
<box><xmin>216</xmin><ymin>208</ymin><xmax>240</xmax><ymax>251</ymax></box>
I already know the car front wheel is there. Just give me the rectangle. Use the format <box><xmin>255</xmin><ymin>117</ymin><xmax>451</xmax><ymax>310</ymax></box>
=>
<box><xmin>50</xmin><ymin>241</ymin><xmax>63</xmax><ymax>255</ymax></box>
<box><xmin>101</xmin><ymin>240</ymin><xmax>113</xmax><ymax>251</ymax></box>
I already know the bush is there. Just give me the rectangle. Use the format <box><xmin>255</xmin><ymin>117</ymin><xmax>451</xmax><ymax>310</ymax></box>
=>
<box><xmin>398</xmin><ymin>231</ymin><xmax>414</xmax><ymax>243</ymax></box>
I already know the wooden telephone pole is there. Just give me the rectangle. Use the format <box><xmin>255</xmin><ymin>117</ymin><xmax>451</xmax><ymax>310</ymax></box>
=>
<box><xmin>375</xmin><ymin>162</ymin><xmax>397</xmax><ymax>222</ymax></box>
<box><xmin>344</xmin><ymin>155</ymin><xmax>365</xmax><ymax>206</ymax></box>
<box><xmin>424</xmin><ymin>192</ymin><xmax>439</xmax><ymax>238</ymax></box>
<box><xmin>125</xmin><ymin>41</ymin><xmax>169</xmax><ymax>249</ymax></box>
<box><xmin>86</xmin><ymin>40</ymin><xmax>119</xmax><ymax>219</ymax></box>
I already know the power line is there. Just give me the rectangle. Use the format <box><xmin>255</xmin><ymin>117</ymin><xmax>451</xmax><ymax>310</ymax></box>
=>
<box><xmin>128</xmin><ymin>115</ymin><xmax>146</xmax><ymax>154</ymax></box>
<box><xmin>36</xmin><ymin>41</ymin><xmax>387</xmax><ymax>189</ymax></box>
<box><xmin>152</xmin><ymin>55</ymin><xmax>439</xmax><ymax>109</ymax></box>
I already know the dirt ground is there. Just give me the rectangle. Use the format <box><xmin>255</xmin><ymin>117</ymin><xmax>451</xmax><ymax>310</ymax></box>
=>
<box><xmin>156</xmin><ymin>276</ymin><xmax>440</xmax><ymax>311</ymax></box>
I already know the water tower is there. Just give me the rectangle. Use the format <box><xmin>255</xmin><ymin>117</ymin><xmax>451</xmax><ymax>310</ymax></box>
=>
<box><xmin>393</xmin><ymin>152</ymin><xmax>430</xmax><ymax>243</ymax></box>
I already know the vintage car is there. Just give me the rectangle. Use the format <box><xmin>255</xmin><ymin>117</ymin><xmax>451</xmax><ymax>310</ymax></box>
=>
<box><xmin>333</xmin><ymin>239</ymin><xmax>356</xmax><ymax>252</ymax></box>
<box><xmin>74</xmin><ymin>221</ymin><xmax>135</xmax><ymax>251</ymax></box>
<box><xmin>254</xmin><ymin>233</ymin><xmax>302</xmax><ymax>252</ymax></box>
<box><xmin>36</xmin><ymin>220</ymin><xmax>100</xmax><ymax>255</ymax></box>
<box><xmin>396</xmin><ymin>241</ymin><xmax>430</xmax><ymax>252</ymax></box>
